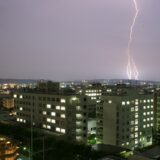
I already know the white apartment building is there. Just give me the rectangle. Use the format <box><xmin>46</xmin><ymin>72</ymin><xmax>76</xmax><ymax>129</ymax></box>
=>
<box><xmin>97</xmin><ymin>87</ymin><xmax>154</xmax><ymax>150</ymax></box>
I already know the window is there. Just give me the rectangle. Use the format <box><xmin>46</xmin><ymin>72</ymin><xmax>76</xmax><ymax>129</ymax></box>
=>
<box><xmin>56</xmin><ymin>127</ymin><xmax>60</xmax><ymax>132</ymax></box>
<box><xmin>61</xmin><ymin>106</ymin><xmax>66</xmax><ymax>111</ymax></box>
<box><xmin>13</xmin><ymin>94</ymin><xmax>17</xmax><ymax>98</ymax></box>
<box><xmin>122</xmin><ymin>101</ymin><xmax>125</xmax><ymax>105</ymax></box>
<box><xmin>43</xmin><ymin>111</ymin><xmax>47</xmax><ymax>115</ymax></box>
<box><xmin>46</xmin><ymin>104</ymin><xmax>51</xmax><ymax>109</ymax></box>
<box><xmin>56</xmin><ymin>106</ymin><xmax>60</xmax><ymax>110</ymax></box>
<box><xmin>60</xmin><ymin>99</ymin><xmax>66</xmax><ymax>103</ymax></box>
<box><xmin>60</xmin><ymin>114</ymin><xmax>65</xmax><ymax>118</ymax></box>
<box><xmin>61</xmin><ymin>129</ymin><xmax>66</xmax><ymax>133</ymax></box>
<box><xmin>47</xmin><ymin>118</ymin><xmax>51</xmax><ymax>122</ymax></box>
<box><xmin>51</xmin><ymin>112</ymin><xmax>56</xmax><ymax>116</ymax></box>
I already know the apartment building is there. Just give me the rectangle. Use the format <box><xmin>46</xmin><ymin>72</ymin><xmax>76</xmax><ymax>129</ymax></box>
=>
<box><xmin>96</xmin><ymin>86</ymin><xmax>154</xmax><ymax>150</ymax></box>
<box><xmin>13</xmin><ymin>89</ymin><xmax>96</xmax><ymax>143</ymax></box>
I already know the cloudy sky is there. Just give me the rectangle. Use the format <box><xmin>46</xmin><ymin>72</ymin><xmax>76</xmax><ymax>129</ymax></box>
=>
<box><xmin>0</xmin><ymin>0</ymin><xmax>160</xmax><ymax>81</ymax></box>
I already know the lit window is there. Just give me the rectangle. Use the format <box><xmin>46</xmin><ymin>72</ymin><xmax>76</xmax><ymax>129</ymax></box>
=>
<box><xmin>151</xmin><ymin>117</ymin><xmax>153</xmax><ymax>120</ymax></box>
<box><xmin>72</xmin><ymin>97</ymin><xmax>77</xmax><ymax>101</ymax></box>
<box><xmin>20</xmin><ymin>95</ymin><xmax>23</xmax><ymax>99</ymax></box>
<box><xmin>126</xmin><ymin>142</ymin><xmax>129</xmax><ymax>145</ymax></box>
<box><xmin>46</xmin><ymin>104</ymin><xmax>51</xmax><ymax>109</ymax></box>
<box><xmin>135</xmin><ymin>113</ymin><xmax>138</xmax><ymax>118</ymax></box>
<box><xmin>51</xmin><ymin>112</ymin><xmax>56</xmax><ymax>116</ymax></box>
<box><xmin>147</xmin><ymin>106</ymin><xmax>150</xmax><ymax>109</ymax></box>
<box><xmin>19</xmin><ymin>107</ymin><xmax>23</xmax><ymax>111</ymax></box>
<box><xmin>143</xmin><ymin>100</ymin><xmax>146</xmax><ymax>103</ymax></box>
<box><xmin>43</xmin><ymin>124</ymin><xmax>46</xmax><ymax>128</ymax></box>
<box><xmin>47</xmin><ymin>118</ymin><xmax>51</xmax><ymax>122</ymax></box>
<box><xmin>147</xmin><ymin>118</ymin><xmax>150</xmax><ymax>121</ymax></box>
<box><xmin>76</xmin><ymin>114</ymin><xmax>82</xmax><ymax>118</ymax></box>
<box><xmin>135</xmin><ymin>119</ymin><xmax>138</xmax><ymax>125</ymax></box>
<box><xmin>147</xmin><ymin>112</ymin><xmax>150</xmax><ymax>115</ymax></box>
<box><xmin>151</xmin><ymin>123</ymin><xmax>153</xmax><ymax>127</ymax></box>
<box><xmin>151</xmin><ymin>111</ymin><xmax>153</xmax><ymax>114</ymax></box>
<box><xmin>13</xmin><ymin>94</ymin><xmax>17</xmax><ymax>98</ymax></box>
<box><xmin>43</xmin><ymin>111</ymin><xmax>47</xmax><ymax>115</ymax></box>
<box><xmin>135</xmin><ymin>106</ymin><xmax>138</xmax><ymax>112</ymax></box>
<box><xmin>151</xmin><ymin>105</ymin><xmax>153</xmax><ymax>108</ymax></box>
<box><xmin>122</xmin><ymin>101</ymin><xmax>125</xmax><ymax>105</ymax></box>
<box><xmin>135</xmin><ymin>140</ymin><xmax>138</xmax><ymax>144</ymax></box>
<box><xmin>24</xmin><ymin>120</ymin><xmax>26</xmax><ymax>123</ymax></box>
<box><xmin>135</xmin><ymin>102</ymin><xmax>139</xmax><ymax>105</ymax></box>
<box><xmin>56</xmin><ymin>127</ymin><xmax>60</xmax><ymax>132</ymax></box>
<box><xmin>135</xmin><ymin>126</ymin><xmax>138</xmax><ymax>131</ymax></box>
<box><xmin>17</xmin><ymin>118</ymin><xmax>20</xmax><ymax>122</ymax></box>
<box><xmin>143</xmin><ymin>106</ymin><xmax>146</xmax><ymax>109</ymax></box>
<box><xmin>143</xmin><ymin>112</ymin><xmax>146</xmax><ymax>116</ymax></box>
<box><xmin>151</xmin><ymin>99</ymin><xmax>154</xmax><ymax>102</ymax></box>
<box><xmin>61</xmin><ymin>129</ymin><xmax>66</xmax><ymax>133</ymax></box>
<box><xmin>143</xmin><ymin>119</ymin><xmax>146</xmax><ymax>122</ymax></box>
<box><xmin>60</xmin><ymin>99</ymin><xmax>66</xmax><ymax>103</ymax></box>
<box><xmin>47</xmin><ymin>125</ymin><xmax>51</xmax><ymax>129</ymax></box>
<box><xmin>61</xmin><ymin>114</ymin><xmax>65</xmax><ymax>118</ymax></box>
<box><xmin>131</xmin><ymin>107</ymin><xmax>134</xmax><ymax>112</ymax></box>
<box><xmin>61</xmin><ymin>106</ymin><xmax>66</xmax><ymax>111</ymax></box>
<box><xmin>143</xmin><ymin>125</ymin><xmax>146</xmax><ymax>128</ymax></box>
<box><xmin>76</xmin><ymin>106</ymin><xmax>81</xmax><ymax>110</ymax></box>
<box><xmin>147</xmin><ymin>124</ymin><xmax>150</xmax><ymax>127</ymax></box>
<box><xmin>147</xmin><ymin>99</ymin><xmax>150</xmax><ymax>103</ymax></box>
<box><xmin>108</xmin><ymin>100</ymin><xmax>112</xmax><ymax>104</ymax></box>
<box><xmin>51</xmin><ymin>119</ymin><xmax>55</xmax><ymax>123</ymax></box>
<box><xmin>56</xmin><ymin>106</ymin><xmax>60</xmax><ymax>110</ymax></box>
<box><xmin>127</xmin><ymin>101</ymin><xmax>130</xmax><ymax>105</ymax></box>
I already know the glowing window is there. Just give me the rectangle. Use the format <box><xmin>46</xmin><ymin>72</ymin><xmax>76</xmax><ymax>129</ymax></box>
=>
<box><xmin>13</xmin><ymin>94</ymin><xmax>17</xmax><ymax>98</ymax></box>
<box><xmin>60</xmin><ymin>99</ymin><xmax>66</xmax><ymax>103</ymax></box>
<box><xmin>47</xmin><ymin>118</ymin><xmax>51</xmax><ymax>122</ymax></box>
<box><xmin>56</xmin><ymin>127</ymin><xmax>60</xmax><ymax>132</ymax></box>
<box><xmin>47</xmin><ymin>125</ymin><xmax>51</xmax><ymax>129</ymax></box>
<box><xmin>61</xmin><ymin>106</ymin><xmax>66</xmax><ymax>111</ymax></box>
<box><xmin>56</xmin><ymin>106</ymin><xmax>60</xmax><ymax>110</ymax></box>
<box><xmin>19</xmin><ymin>107</ymin><xmax>23</xmax><ymax>111</ymax></box>
<box><xmin>60</xmin><ymin>114</ymin><xmax>65</xmax><ymax>118</ymax></box>
<box><xmin>122</xmin><ymin>101</ymin><xmax>125</xmax><ymax>105</ymax></box>
<box><xmin>51</xmin><ymin>119</ymin><xmax>55</xmax><ymax>123</ymax></box>
<box><xmin>51</xmin><ymin>112</ymin><xmax>56</xmax><ymax>116</ymax></box>
<box><xmin>127</xmin><ymin>101</ymin><xmax>130</xmax><ymax>105</ymax></box>
<box><xmin>108</xmin><ymin>100</ymin><xmax>112</xmax><ymax>104</ymax></box>
<box><xmin>43</xmin><ymin>111</ymin><xmax>47</xmax><ymax>115</ymax></box>
<box><xmin>61</xmin><ymin>129</ymin><xmax>66</xmax><ymax>133</ymax></box>
<box><xmin>20</xmin><ymin>95</ymin><xmax>23</xmax><ymax>99</ymax></box>
<box><xmin>143</xmin><ymin>106</ymin><xmax>146</xmax><ymax>109</ymax></box>
<box><xmin>46</xmin><ymin>104</ymin><xmax>51</xmax><ymax>109</ymax></box>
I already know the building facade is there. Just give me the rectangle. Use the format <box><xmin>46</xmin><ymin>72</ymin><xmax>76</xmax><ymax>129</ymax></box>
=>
<box><xmin>97</xmin><ymin>86</ymin><xmax>154</xmax><ymax>150</ymax></box>
<box><xmin>13</xmin><ymin>92</ymin><xmax>96</xmax><ymax>143</ymax></box>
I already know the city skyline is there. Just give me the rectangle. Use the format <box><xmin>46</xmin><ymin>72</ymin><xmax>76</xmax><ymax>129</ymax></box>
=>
<box><xmin>0</xmin><ymin>0</ymin><xmax>160</xmax><ymax>81</ymax></box>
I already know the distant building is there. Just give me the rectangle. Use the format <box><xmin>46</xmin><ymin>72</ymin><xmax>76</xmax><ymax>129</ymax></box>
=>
<box><xmin>96</xmin><ymin>85</ymin><xmax>154</xmax><ymax>150</ymax></box>
<box><xmin>3</xmin><ymin>98</ymin><xmax>14</xmax><ymax>109</ymax></box>
<box><xmin>0</xmin><ymin>136</ymin><xmax>19</xmax><ymax>160</ymax></box>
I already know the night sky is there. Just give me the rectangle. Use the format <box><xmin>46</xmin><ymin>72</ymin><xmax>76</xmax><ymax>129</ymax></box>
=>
<box><xmin>0</xmin><ymin>0</ymin><xmax>160</xmax><ymax>81</ymax></box>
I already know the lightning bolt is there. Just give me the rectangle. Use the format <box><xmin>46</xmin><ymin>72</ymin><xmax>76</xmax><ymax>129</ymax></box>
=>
<box><xmin>127</xmin><ymin>0</ymin><xmax>139</xmax><ymax>80</ymax></box>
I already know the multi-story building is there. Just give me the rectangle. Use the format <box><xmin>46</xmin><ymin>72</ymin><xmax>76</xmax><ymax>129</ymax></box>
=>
<box><xmin>3</xmin><ymin>98</ymin><xmax>14</xmax><ymax>109</ymax></box>
<box><xmin>96</xmin><ymin>85</ymin><xmax>154</xmax><ymax>150</ymax></box>
<box><xmin>13</xmin><ymin>84</ymin><xmax>96</xmax><ymax>143</ymax></box>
